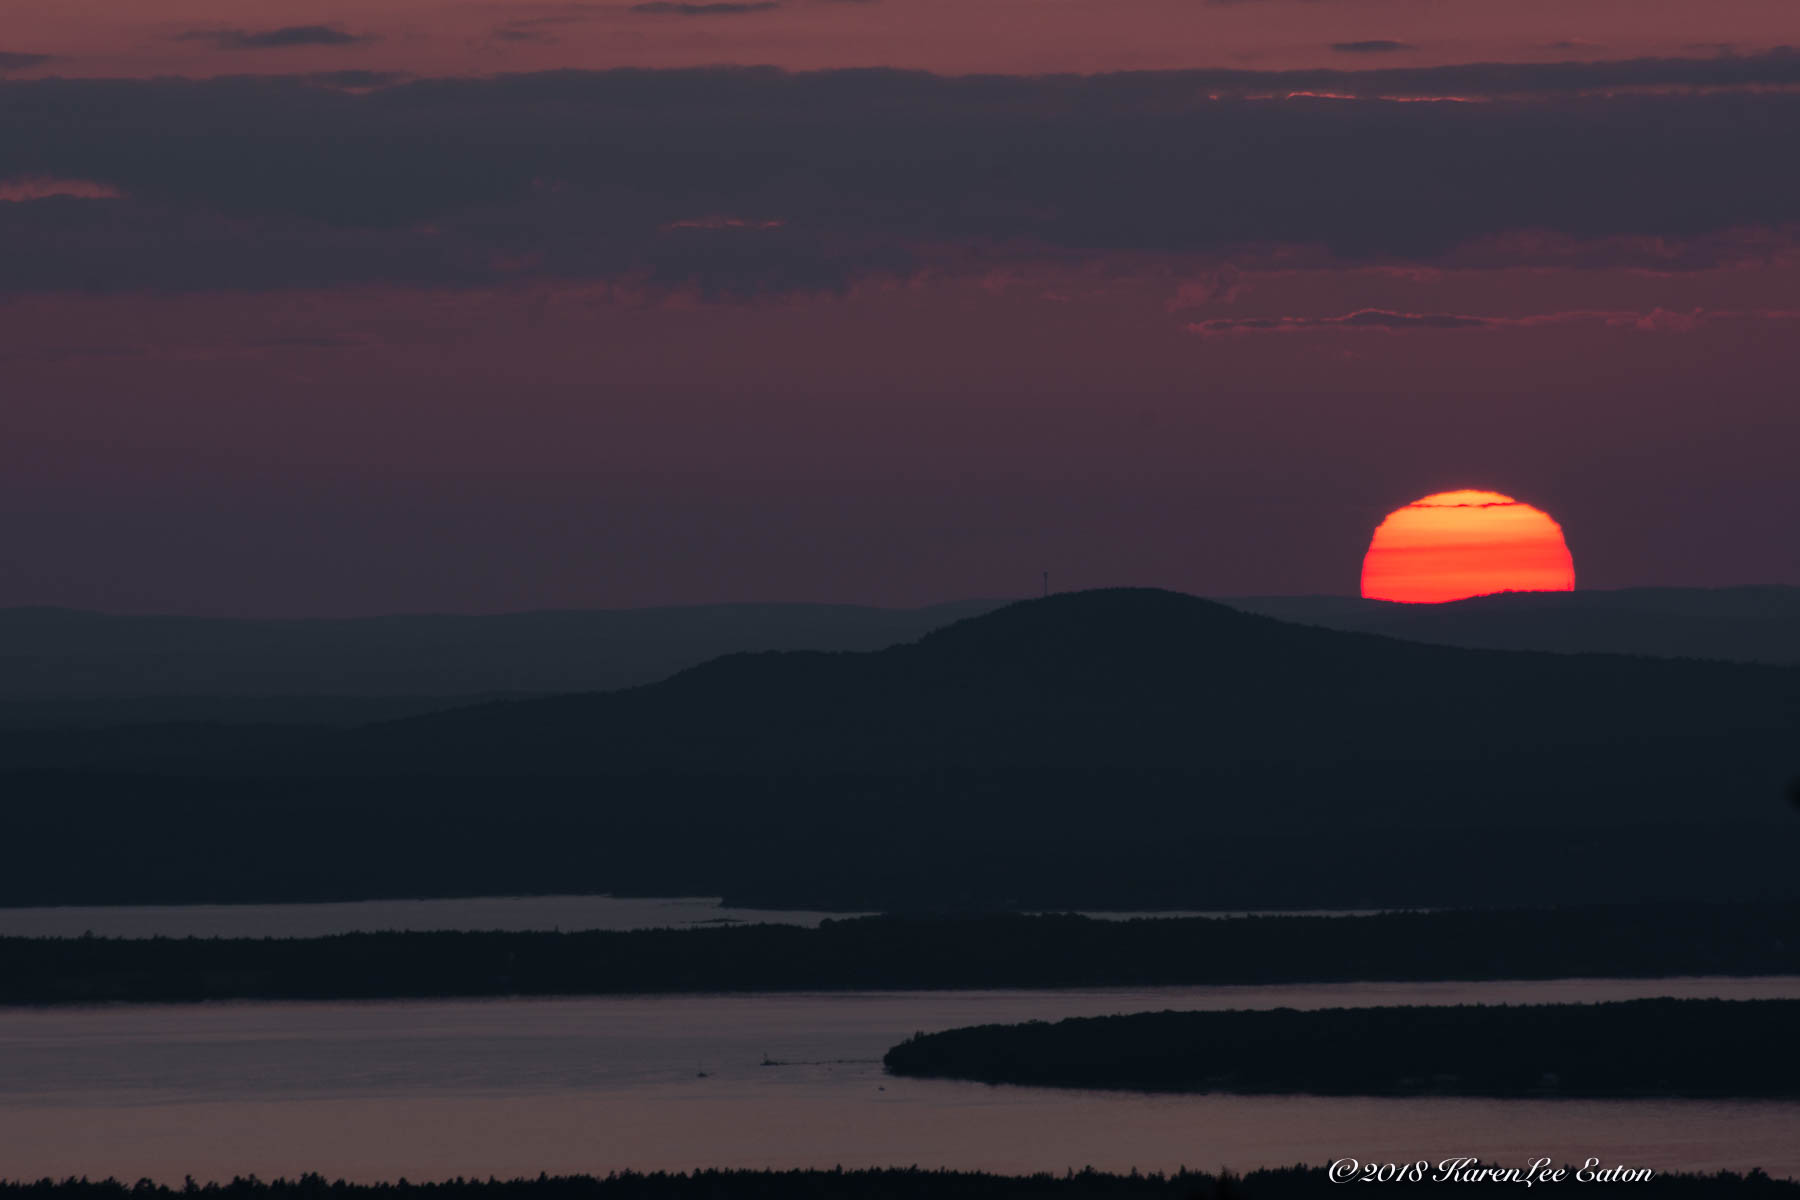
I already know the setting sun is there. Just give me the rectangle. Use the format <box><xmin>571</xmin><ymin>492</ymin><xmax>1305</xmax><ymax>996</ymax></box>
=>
<box><xmin>1361</xmin><ymin>490</ymin><xmax>1576</xmax><ymax>604</ymax></box>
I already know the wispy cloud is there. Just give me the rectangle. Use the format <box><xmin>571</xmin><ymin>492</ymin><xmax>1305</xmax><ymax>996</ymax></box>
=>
<box><xmin>303</xmin><ymin>70</ymin><xmax>409</xmax><ymax>90</ymax></box>
<box><xmin>1187</xmin><ymin>307</ymin><xmax>1800</xmax><ymax>336</ymax></box>
<box><xmin>1331</xmin><ymin>41</ymin><xmax>1415</xmax><ymax>55</ymax></box>
<box><xmin>0</xmin><ymin>51</ymin><xmax>53</xmax><ymax>71</ymax></box>
<box><xmin>176</xmin><ymin>25</ymin><xmax>370</xmax><ymax>51</ymax></box>
<box><xmin>0</xmin><ymin>176</ymin><xmax>121</xmax><ymax>203</ymax></box>
<box><xmin>1191</xmin><ymin>309</ymin><xmax>1492</xmax><ymax>335</ymax></box>
<box><xmin>629</xmin><ymin>2</ymin><xmax>780</xmax><ymax>14</ymax></box>
<box><xmin>660</xmin><ymin>216</ymin><xmax>787</xmax><ymax>230</ymax></box>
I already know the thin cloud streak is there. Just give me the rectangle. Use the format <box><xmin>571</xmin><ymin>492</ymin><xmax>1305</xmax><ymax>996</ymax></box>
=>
<box><xmin>1186</xmin><ymin>307</ymin><xmax>1800</xmax><ymax>336</ymax></box>
<box><xmin>0</xmin><ymin>175</ymin><xmax>121</xmax><ymax>202</ymax></box>
<box><xmin>629</xmin><ymin>2</ymin><xmax>780</xmax><ymax>13</ymax></box>
<box><xmin>1331</xmin><ymin>41</ymin><xmax>1416</xmax><ymax>54</ymax></box>
<box><xmin>175</xmin><ymin>26</ymin><xmax>370</xmax><ymax>50</ymax></box>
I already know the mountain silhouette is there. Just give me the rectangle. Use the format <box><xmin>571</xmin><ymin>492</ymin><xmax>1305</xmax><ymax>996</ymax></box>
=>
<box><xmin>341</xmin><ymin>589</ymin><xmax>1796</xmax><ymax>793</ymax></box>
<box><xmin>2</xmin><ymin>587</ymin><xmax>1791</xmax><ymax>732</ymax></box>
<box><xmin>3</xmin><ymin>589</ymin><xmax>1795</xmax><ymax>910</ymax></box>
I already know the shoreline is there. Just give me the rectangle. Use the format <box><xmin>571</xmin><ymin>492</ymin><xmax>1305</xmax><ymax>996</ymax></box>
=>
<box><xmin>5</xmin><ymin>905</ymin><xmax>1799</xmax><ymax>1006</ymax></box>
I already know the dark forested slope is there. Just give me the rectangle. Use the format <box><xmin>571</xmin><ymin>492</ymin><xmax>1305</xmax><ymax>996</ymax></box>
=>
<box><xmin>2</xmin><ymin>590</ymin><xmax>1795</xmax><ymax>909</ymax></box>
<box><xmin>333</xmin><ymin>589</ymin><xmax>1798</xmax><ymax>789</ymax></box>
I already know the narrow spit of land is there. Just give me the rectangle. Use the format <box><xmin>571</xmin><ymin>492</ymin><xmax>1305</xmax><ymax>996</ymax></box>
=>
<box><xmin>883</xmin><ymin>997</ymin><xmax>1800</xmax><ymax>1098</ymax></box>
<box><xmin>2</xmin><ymin>904</ymin><xmax>1797</xmax><ymax>1004</ymax></box>
<box><xmin>2</xmin><ymin>1166</ymin><xmax>1796</xmax><ymax>1199</ymax></box>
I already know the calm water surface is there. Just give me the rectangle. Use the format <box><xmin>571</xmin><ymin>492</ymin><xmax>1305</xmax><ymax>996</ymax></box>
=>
<box><xmin>0</xmin><ymin>895</ymin><xmax>1394</xmax><ymax>939</ymax></box>
<box><xmin>0</xmin><ymin>895</ymin><xmax>856</xmax><ymax>939</ymax></box>
<box><xmin>3</xmin><ymin>978</ymin><xmax>1797</xmax><ymax>1183</ymax></box>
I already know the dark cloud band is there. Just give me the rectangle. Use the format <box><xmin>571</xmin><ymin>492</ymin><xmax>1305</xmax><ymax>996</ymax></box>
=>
<box><xmin>1</xmin><ymin>55</ymin><xmax>1798</xmax><ymax>294</ymax></box>
<box><xmin>174</xmin><ymin>25</ymin><xmax>369</xmax><ymax>50</ymax></box>
<box><xmin>630</xmin><ymin>2</ymin><xmax>782</xmax><ymax>12</ymax></box>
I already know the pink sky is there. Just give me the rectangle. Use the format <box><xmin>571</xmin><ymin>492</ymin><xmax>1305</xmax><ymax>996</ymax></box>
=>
<box><xmin>2</xmin><ymin>3</ymin><xmax>1796</xmax><ymax>613</ymax></box>
<box><xmin>4</xmin><ymin>262</ymin><xmax>1795</xmax><ymax>614</ymax></box>
<box><xmin>7</xmin><ymin>0</ymin><xmax>1799</xmax><ymax>79</ymax></box>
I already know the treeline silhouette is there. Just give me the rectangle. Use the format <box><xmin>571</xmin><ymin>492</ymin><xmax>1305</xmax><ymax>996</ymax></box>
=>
<box><xmin>4</xmin><ymin>905</ymin><xmax>1797</xmax><ymax>1004</ymax></box>
<box><xmin>2</xmin><ymin>1167</ymin><xmax>1796</xmax><ymax>1199</ymax></box>
<box><xmin>883</xmin><ymin>998</ymin><xmax>1800</xmax><ymax>1097</ymax></box>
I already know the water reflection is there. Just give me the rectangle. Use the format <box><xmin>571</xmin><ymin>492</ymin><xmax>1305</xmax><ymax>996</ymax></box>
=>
<box><xmin>0</xmin><ymin>896</ymin><xmax>1407</xmax><ymax>940</ymax></box>
<box><xmin>3</xmin><ymin>980</ymin><xmax>1797</xmax><ymax>1183</ymax></box>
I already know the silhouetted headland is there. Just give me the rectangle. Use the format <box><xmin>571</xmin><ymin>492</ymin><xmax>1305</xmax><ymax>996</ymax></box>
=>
<box><xmin>883</xmin><ymin>997</ymin><xmax>1800</xmax><ymax>1097</ymax></box>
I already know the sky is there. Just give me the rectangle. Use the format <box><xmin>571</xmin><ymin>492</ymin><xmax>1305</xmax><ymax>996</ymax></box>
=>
<box><xmin>2</xmin><ymin>1</ymin><xmax>1797</xmax><ymax>614</ymax></box>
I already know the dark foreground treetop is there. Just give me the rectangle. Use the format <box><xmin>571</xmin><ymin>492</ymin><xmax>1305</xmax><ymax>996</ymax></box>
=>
<box><xmin>3</xmin><ymin>1167</ymin><xmax>1797</xmax><ymax>1199</ymax></box>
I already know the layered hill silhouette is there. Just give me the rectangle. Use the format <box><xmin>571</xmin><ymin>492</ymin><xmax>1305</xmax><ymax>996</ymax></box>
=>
<box><xmin>1228</xmin><ymin>585</ymin><xmax>1800</xmax><ymax>665</ymax></box>
<box><xmin>2</xmin><ymin>589</ymin><xmax>1796</xmax><ymax>910</ymax></box>
<box><xmin>0</xmin><ymin>599</ymin><xmax>1003</xmax><ymax>719</ymax></box>
<box><xmin>334</xmin><ymin>589</ymin><xmax>1797</xmax><ymax>797</ymax></box>
<box><xmin>2</xmin><ymin>586</ymin><xmax>1792</xmax><ymax>731</ymax></box>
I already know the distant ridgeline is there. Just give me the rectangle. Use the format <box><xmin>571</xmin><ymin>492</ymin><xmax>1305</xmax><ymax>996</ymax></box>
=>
<box><xmin>1227</xmin><ymin>585</ymin><xmax>1800</xmax><ymax>665</ymax></box>
<box><xmin>3</xmin><ymin>907</ymin><xmax>1797</xmax><ymax>1004</ymax></box>
<box><xmin>0</xmin><ymin>589</ymin><xmax>1795</xmax><ymax>911</ymax></box>
<box><xmin>883</xmin><ymin>997</ymin><xmax>1800</xmax><ymax>1098</ymax></box>
<box><xmin>0</xmin><ymin>601</ymin><xmax>1007</xmax><ymax>713</ymax></box>
<box><xmin>0</xmin><ymin>587</ymin><xmax>1790</xmax><ymax>718</ymax></box>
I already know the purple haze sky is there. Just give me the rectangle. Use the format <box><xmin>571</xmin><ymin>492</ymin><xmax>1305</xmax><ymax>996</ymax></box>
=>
<box><xmin>2</xmin><ymin>4</ymin><xmax>1797</xmax><ymax>614</ymax></box>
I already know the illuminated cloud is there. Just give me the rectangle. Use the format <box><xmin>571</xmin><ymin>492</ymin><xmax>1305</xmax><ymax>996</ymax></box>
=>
<box><xmin>0</xmin><ymin>175</ymin><xmax>121</xmax><ymax>202</ymax></box>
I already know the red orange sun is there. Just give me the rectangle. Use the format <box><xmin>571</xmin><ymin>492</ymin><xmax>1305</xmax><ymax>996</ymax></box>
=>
<box><xmin>1361</xmin><ymin>490</ymin><xmax>1576</xmax><ymax>604</ymax></box>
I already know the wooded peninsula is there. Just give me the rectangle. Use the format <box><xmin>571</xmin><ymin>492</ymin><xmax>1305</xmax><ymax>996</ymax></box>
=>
<box><xmin>3</xmin><ymin>904</ymin><xmax>1796</xmax><ymax>1004</ymax></box>
<box><xmin>882</xmin><ymin>997</ymin><xmax>1800</xmax><ymax>1098</ymax></box>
